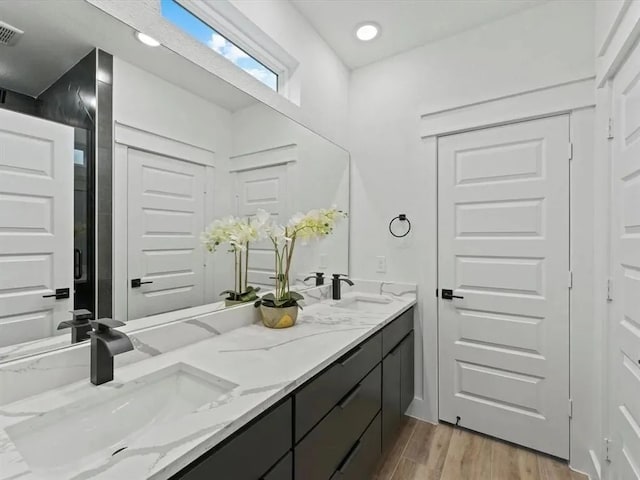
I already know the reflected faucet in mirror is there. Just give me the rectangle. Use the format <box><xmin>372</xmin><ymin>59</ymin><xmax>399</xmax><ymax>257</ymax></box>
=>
<box><xmin>88</xmin><ymin>319</ymin><xmax>134</xmax><ymax>385</ymax></box>
<box><xmin>57</xmin><ymin>309</ymin><xmax>93</xmax><ymax>344</ymax></box>
<box><xmin>304</xmin><ymin>272</ymin><xmax>325</xmax><ymax>286</ymax></box>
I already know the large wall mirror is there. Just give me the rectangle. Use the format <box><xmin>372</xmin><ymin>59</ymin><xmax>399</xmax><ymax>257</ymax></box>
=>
<box><xmin>0</xmin><ymin>0</ymin><xmax>349</xmax><ymax>362</ymax></box>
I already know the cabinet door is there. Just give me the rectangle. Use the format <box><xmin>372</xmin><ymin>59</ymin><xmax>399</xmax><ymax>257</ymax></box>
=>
<box><xmin>382</xmin><ymin>344</ymin><xmax>402</xmax><ymax>452</ymax></box>
<box><xmin>382</xmin><ymin>308</ymin><xmax>413</xmax><ymax>357</ymax></box>
<box><xmin>400</xmin><ymin>331</ymin><xmax>415</xmax><ymax>414</ymax></box>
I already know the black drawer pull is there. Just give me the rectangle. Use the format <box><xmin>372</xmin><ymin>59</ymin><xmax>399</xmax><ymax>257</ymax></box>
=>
<box><xmin>339</xmin><ymin>347</ymin><xmax>362</xmax><ymax>366</ymax></box>
<box><xmin>337</xmin><ymin>440</ymin><xmax>362</xmax><ymax>474</ymax></box>
<box><xmin>338</xmin><ymin>384</ymin><xmax>362</xmax><ymax>409</ymax></box>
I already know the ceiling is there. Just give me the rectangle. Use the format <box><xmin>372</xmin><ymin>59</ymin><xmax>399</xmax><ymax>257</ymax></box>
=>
<box><xmin>0</xmin><ymin>3</ymin><xmax>94</xmax><ymax>97</ymax></box>
<box><xmin>0</xmin><ymin>1</ymin><xmax>255</xmax><ymax>111</ymax></box>
<box><xmin>290</xmin><ymin>0</ymin><xmax>545</xmax><ymax>69</ymax></box>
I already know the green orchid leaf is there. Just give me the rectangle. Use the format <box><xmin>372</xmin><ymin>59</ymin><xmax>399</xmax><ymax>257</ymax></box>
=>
<box><xmin>220</xmin><ymin>289</ymin><xmax>239</xmax><ymax>296</ymax></box>
<box><xmin>220</xmin><ymin>289</ymin><xmax>241</xmax><ymax>300</ymax></box>
<box><xmin>239</xmin><ymin>290</ymin><xmax>259</xmax><ymax>301</ymax></box>
<box><xmin>288</xmin><ymin>291</ymin><xmax>304</xmax><ymax>301</ymax></box>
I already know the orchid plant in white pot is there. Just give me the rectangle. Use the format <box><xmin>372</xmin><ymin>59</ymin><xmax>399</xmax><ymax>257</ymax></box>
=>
<box><xmin>255</xmin><ymin>206</ymin><xmax>347</xmax><ymax>329</ymax></box>
<box><xmin>201</xmin><ymin>211</ymin><xmax>270</xmax><ymax>306</ymax></box>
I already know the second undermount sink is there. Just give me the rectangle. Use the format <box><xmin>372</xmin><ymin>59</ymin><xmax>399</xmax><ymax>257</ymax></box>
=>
<box><xmin>333</xmin><ymin>294</ymin><xmax>394</xmax><ymax>312</ymax></box>
<box><xmin>7</xmin><ymin>363</ymin><xmax>237</xmax><ymax>478</ymax></box>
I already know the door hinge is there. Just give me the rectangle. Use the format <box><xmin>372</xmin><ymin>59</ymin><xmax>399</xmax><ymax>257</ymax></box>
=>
<box><xmin>568</xmin><ymin>271</ymin><xmax>573</xmax><ymax>289</ymax></box>
<box><xmin>568</xmin><ymin>398</ymin><xmax>573</xmax><ymax>418</ymax></box>
<box><xmin>604</xmin><ymin>437</ymin><xmax>612</xmax><ymax>462</ymax></box>
<box><xmin>435</xmin><ymin>288</ymin><xmax>439</xmax><ymax>298</ymax></box>
<box><xmin>568</xmin><ymin>142</ymin><xmax>573</xmax><ymax>160</ymax></box>
<box><xmin>607</xmin><ymin>278</ymin><xmax>613</xmax><ymax>302</ymax></box>
<box><xmin>608</xmin><ymin>118</ymin><xmax>615</xmax><ymax>140</ymax></box>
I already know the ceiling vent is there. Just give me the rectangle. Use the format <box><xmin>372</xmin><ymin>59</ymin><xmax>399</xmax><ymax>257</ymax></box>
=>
<box><xmin>0</xmin><ymin>21</ymin><xmax>24</xmax><ymax>46</ymax></box>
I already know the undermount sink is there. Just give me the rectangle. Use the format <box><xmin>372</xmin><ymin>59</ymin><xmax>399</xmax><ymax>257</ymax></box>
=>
<box><xmin>333</xmin><ymin>294</ymin><xmax>393</xmax><ymax>312</ymax></box>
<box><xmin>7</xmin><ymin>363</ymin><xmax>237</xmax><ymax>478</ymax></box>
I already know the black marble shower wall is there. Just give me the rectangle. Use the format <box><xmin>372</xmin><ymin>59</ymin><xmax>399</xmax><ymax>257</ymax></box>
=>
<box><xmin>96</xmin><ymin>50</ymin><xmax>113</xmax><ymax>319</ymax></box>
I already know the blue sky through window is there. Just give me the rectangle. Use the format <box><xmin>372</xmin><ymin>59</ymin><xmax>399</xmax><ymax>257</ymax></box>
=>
<box><xmin>161</xmin><ymin>0</ymin><xmax>278</xmax><ymax>91</ymax></box>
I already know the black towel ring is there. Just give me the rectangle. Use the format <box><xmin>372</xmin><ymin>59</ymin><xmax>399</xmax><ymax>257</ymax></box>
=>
<box><xmin>389</xmin><ymin>214</ymin><xmax>411</xmax><ymax>238</ymax></box>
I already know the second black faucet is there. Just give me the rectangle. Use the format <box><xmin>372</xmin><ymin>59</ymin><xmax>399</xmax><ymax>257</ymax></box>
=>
<box><xmin>331</xmin><ymin>274</ymin><xmax>354</xmax><ymax>300</ymax></box>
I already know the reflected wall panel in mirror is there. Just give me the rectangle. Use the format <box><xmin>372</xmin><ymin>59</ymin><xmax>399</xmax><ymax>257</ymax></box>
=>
<box><xmin>0</xmin><ymin>0</ymin><xmax>349</xmax><ymax>362</ymax></box>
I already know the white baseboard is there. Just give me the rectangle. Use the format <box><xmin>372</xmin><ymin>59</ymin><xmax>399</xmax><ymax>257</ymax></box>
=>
<box><xmin>405</xmin><ymin>397</ymin><xmax>438</xmax><ymax>424</ymax></box>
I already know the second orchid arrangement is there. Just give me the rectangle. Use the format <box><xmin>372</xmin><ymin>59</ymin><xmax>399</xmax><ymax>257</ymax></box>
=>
<box><xmin>200</xmin><ymin>211</ymin><xmax>270</xmax><ymax>303</ymax></box>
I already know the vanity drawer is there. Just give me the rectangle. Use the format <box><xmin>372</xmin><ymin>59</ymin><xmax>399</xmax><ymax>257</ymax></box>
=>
<box><xmin>382</xmin><ymin>307</ymin><xmax>413</xmax><ymax>357</ymax></box>
<box><xmin>174</xmin><ymin>399</ymin><xmax>292</xmax><ymax>480</ymax></box>
<box><xmin>295</xmin><ymin>331</ymin><xmax>381</xmax><ymax>441</ymax></box>
<box><xmin>295</xmin><ymin>364</ymin><xmax>381</xmax><ymax>480</ymax></box>
<box><xmin>329</xmin><ymin>412</ymin><xmax>381</xmax><ymax>480</ymax></box>
<box><xmin>262</xmin><ymin>451</ymin><xmax>292</xmax><ymax>480</ymax></box>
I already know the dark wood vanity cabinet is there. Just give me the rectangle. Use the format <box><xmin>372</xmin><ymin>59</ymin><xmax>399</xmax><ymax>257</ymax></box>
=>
<box><xmin>170</xmin><ymin>307</ymin><xmax>414</xmax><ymax>480</ymax></box>
<box><xmin>400</xmin><ymin>330</ymin><xmax>415</xmax><ymax>414</ymax></box>
<box><xmin>381</xmin><ymin>308</ymin><xmax>415</xmax><ymax>452</ymax></box>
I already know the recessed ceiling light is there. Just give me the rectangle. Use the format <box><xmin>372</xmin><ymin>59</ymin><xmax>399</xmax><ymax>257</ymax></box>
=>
<box><xmin>135</xmin><ymin>31</ymin><xmax>161</xmax><ymax>47</ymax></box>
<box><xmin>355</xmin><ymin>22</ymin><xmax>380</xmax><ymax>42</ymax></box>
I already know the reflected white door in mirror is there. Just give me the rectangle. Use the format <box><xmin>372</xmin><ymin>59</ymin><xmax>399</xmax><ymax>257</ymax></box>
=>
<box><xmin>0</xmin><ymin>110</ymin><xmax>74</xmax><ymax>347</ymax></box>
<box><xmin>236</xmin><ymin>163</ymin><xmax>290</xmax><ymax>289</ymax></box>
<box><xmin>127</xmin><ymin>149</ymin><xmax>206</xmax><ymax>319</ymax></box>
<box><xmin>113</xmin><ymin>123</ymin><xmax>217</xmax><ymax>323</ymax></box>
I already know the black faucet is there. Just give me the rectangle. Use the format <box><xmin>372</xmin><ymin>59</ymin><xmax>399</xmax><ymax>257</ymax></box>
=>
<box><xmin>89</xmin><ymin>319</ymin><xmax>134</xmax><ymax>385</ymax></box>
<box><xmin>304</xmin><ymin>272</ymin><xmax>325</xmax><ymax>286</ymax></box>
<box><xmin>57</xmin><ymin>309</ymin><xmax>93</xmax><ymax>343</ymax></box>
<box><xmin>332</xmin><ymin>274</ymin><xmax>354</xmax><ymax>300</ymax></box>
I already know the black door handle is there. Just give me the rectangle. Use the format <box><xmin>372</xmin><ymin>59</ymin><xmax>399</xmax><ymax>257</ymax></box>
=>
<box><xmin>441</xmin><ymin>289</ymin><xmax>464</xmax><ymax>300</ymax></box>
<box><xmin>43</xmin><ymin>288</ymin><xmax>71</xmax><ymax>299</ymax></box>
<box><xmin>74</xmin><ymin>249</ymin><xmax>83</xmax><ymax>280</ymax></box>
<box><xmin>131</xmin><ymin>278</ymin><xmax>153</xmax><ymax>288</ymax></box>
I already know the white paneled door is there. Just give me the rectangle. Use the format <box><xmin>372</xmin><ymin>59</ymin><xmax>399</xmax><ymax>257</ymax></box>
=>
<box><xmin>0</xmin><ymin>109</ymin><xmax>73</xmax><ymax>347</ymax></box>
<box><xmin>437</xmin><ymin>115</ymin><xmax>570</xmax><ymax>458</ymax></box>
<box><xmin>235</xmin><ymin>164</ymin><xmax>288</xmax><ymax>288</ymax></box>
<box><xmin>127</xmin><ymin>149</ymin><xmax>206</xmax><ymax>319</ymax></box>
<box><xmin>609</xmin><ymin>38</ymin><xmax>640</xmax><ymax>480</ymax></box>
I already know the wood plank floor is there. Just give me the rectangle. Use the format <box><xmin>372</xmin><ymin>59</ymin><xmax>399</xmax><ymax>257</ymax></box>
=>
<box><xmin>374</xmin><ymin>418</ymin><xmax>587</xmax><ymax>480</ymax></box>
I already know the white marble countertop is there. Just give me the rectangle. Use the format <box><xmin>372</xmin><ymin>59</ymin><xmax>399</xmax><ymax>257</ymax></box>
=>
<box><xmin>0</xmin><ymin>288</ymin><xmax>415</xmax><ymax>480</ymax></box>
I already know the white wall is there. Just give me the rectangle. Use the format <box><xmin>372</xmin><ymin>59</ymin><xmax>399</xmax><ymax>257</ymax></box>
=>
<box><xmin>348</xmin><ymin>0</ymin><xmax>597</xmax><ymax>476</ymax></box>
<box><xmin>89</xmin><ymin>0</ymin><xmax>350</xmax><ymax>148</ymax></box>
